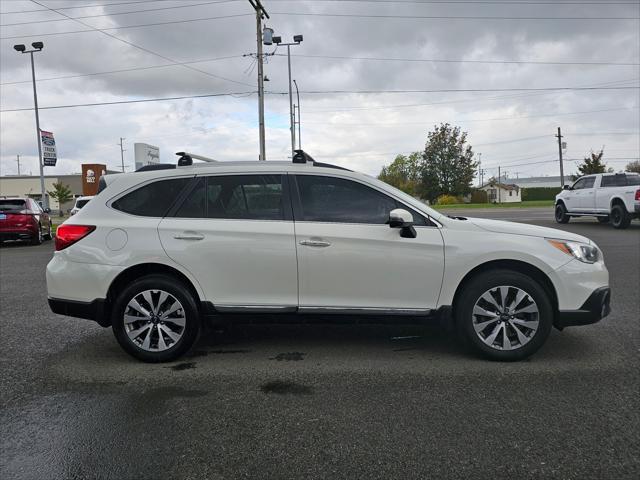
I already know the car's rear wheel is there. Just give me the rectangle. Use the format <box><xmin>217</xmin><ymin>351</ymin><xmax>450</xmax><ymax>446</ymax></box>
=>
<box><xmin>31</xmin><ymin>224</ymin><xmax>43</xmax><ymax>245</ymax></box>
<box><xmin>555</xmin><ymin>203</ymin><xmax>570</xmax><ymax>224</ymax></box>
<box><xmin>597</xmin><ymin>216</ymin><xmax>609</xmax><ymax>224</ymax></box>
<box><xmin>455</xmin><ymin>269</ymin><xmax>553</xmax><ymax>361</ymax></box>
<box><xmin>112</xmin><ymin>274</ymin><xmax>200</xmax><ymax>362</ymax></box>
<box><xmin>610</xmin><ymin>204</ymin><xmax>631</xmax><ymax>229</ymax></box>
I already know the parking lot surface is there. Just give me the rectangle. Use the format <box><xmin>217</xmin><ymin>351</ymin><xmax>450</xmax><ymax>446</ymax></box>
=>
<box><xmin>1</xmin><ymin>208</ymin><xmax>638</xmax><ymax>479</ymax></box>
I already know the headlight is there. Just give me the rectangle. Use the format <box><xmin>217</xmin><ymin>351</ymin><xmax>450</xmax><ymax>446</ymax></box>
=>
<box><xmin>547</xmin><ymin>239</ymin><xmax>599</xmax><ymax>264</ymax></box>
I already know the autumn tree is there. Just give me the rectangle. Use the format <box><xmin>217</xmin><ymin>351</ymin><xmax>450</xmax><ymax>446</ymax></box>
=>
<box><xmin>577</xmin><ymin>149</ymin><xmax>608</xmax><ymax>176</ymax></box>
<box><xmin>625</xmin><ymin>160</ymin><xmax>640</xmax><ymax>174</ymax></box>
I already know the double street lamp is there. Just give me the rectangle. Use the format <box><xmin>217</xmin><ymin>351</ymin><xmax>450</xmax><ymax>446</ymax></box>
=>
<box><xmin>264</xmin><ymin>29</ymin><xmax>303</xmax><ymax>158</ymax></box>
<box><xmin>13</xmin><ymin>42</ymin><xmax>47</xmax><ymax>209</ymax></box>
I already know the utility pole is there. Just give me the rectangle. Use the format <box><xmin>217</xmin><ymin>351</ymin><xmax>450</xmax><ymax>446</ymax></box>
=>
<box><xmin>119</xmin><ymin>137</ymin><xmax>126</xmax><ymax>172</ymax></box>
<box><xmin>556</xmin><ymin>127</ymin><xmax>565</xmax><ymax>187</ymax></box>
<box><xmin>16</xmin><ymin>155</ymin><xmax>21</xmax><ymax>175</ymax></box>
<box><xmin>286</xmin><ymin>44</ymin><xmax>295</xmax><ymax>156</ymax></box>
<box><xmin>14</xmin><ymin>42</ymin><xmax>47</xmax><ymax>208</ymax></box>
<box><xmin>498</xmin><ymin>166</ymin><xmax>501</xmax><ymax>204</ymax></box>
<box><xmin>294</xmin><ymin>79</ymin><xmax>301</xmax><ymax>150</ymax></box>
<box><xmin>248</xmin><ymin>0</ymin><xmax>269</xmax><ymax>160</ymax></box>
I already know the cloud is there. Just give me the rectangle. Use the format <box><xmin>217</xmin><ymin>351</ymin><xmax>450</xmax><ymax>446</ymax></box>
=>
<box><xmin>1</xmin><ymin>0</ymin><xmax>638</xmax><ymax>179</ymax></box>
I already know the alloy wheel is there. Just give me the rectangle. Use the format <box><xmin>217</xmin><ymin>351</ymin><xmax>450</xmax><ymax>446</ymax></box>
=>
<box><xmin>471</xmin><ymin>285</ymin><xmax>539</xmax><ymax>351</ymax></box>
<box><xmin>124</xmin><ymin>289</ymin><xmax>186</xmax><ymax>352</ymax></box>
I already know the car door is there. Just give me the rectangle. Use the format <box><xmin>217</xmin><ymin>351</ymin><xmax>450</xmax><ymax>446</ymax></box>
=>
<box><xmin>577</xmin><ymin>176</ymin><xmax>596</xmax><ymax>211</ymax></box>
<box><xmin>158</xmin><ymin>173</ymin><xmax>298</xmax><ymax>311</ymax></box>
<box><xmin>564</xmin><ymin>178</ymin><xmax>586</xmax><ymax>212</ymax></box>
<box><xmin>291</xmin><ymin>174</ymin><xmax>444</xmax><ymax>313</ymax></box>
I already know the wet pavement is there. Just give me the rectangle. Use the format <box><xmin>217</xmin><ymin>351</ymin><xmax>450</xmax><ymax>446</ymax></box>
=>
<box><xmin>1</xmin><ymin>208</ymin><xmax>638</xmax><ymax>479</ymax></box>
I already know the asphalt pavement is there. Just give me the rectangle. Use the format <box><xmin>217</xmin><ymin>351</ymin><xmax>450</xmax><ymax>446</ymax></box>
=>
<box><xmin>1</xmin><ymin>207</ymin><xmax>638</xmax><ymax>479</ymax></box>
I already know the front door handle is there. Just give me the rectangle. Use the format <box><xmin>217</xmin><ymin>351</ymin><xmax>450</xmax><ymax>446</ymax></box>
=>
<box><xmin>174</xmin><ymin>231</ymin><xmax>204</xmax><ymax>241</ymax></box>
<box><xmin>299</xmin><ymin>238</ymin><xmax>331</xmax><ymax>248</ymax></box>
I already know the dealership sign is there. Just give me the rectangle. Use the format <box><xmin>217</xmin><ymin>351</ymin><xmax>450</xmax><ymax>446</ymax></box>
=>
<box><xmin>40</xmin><ymin>130</ymin><xmax>57</xmax><ymax>166</ymax></box>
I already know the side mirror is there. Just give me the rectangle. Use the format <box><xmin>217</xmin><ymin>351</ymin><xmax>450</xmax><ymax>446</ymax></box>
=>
<box><xmin>44</xmin><ymin>208</ymin><xmax>51</xmax><ymax>213</ymax></box>
<box><xmin>389</xmin><ymin>208</ymin><xmax>417</xmax><ymax>238</ymax></box>
<box><xmin>563</xmin><ymin>185</ymin><xmax>570</xmax><ymax>190</ymax></box>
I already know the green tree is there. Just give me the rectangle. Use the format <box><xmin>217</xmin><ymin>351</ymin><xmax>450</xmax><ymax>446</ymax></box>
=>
<box><xmin>48</xmin><ymin>181</ymin><xmax>73</xmax><ymax>216</ymax></box>
<box><xmin>377</xmin><ymin>152</ymin><xmax>421</xmax><ymax>196</ymax></box>
<box><xmin>625</xmin><ymin>160</ymin><xmax>640</xmax><ymax>173</ymax></box>
<box><xmin>420</xmin><ymin>123</ymin><xmax>478</xmax><ymax>203</ymax></box>
<box><xmin>577</xmin><ymin>149</ymin><xmax>608</xmax><ymax>176</ymax></box>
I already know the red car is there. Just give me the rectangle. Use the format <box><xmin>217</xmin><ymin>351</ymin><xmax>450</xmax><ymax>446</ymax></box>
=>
<box><xmin>0</xmin><ymin>198</ymin><xmax>52</xmax><ymax>245</ymax></box>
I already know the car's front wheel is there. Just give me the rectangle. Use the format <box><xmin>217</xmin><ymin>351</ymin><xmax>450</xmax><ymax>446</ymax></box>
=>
<box><xmin>112</xmin><ymin>274</ymin><xmax>200</xmax><ymax>362</ymax></box>
<box><xmin>555</xmin><ymin>203</ymin><xmax>570</xmax><ymax>224</ymax></box>
<box><xmin>455</xmin><ymin>269</ymin><xmax>553</xmax><ymax>361</ymax></box>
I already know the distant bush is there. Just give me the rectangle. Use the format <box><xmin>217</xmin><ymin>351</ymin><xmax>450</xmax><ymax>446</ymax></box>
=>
<box><xmin>522</xmin><ymin>187</ymin><xmax>561</xmax><ymax>201</ymax></box>
<box><xmin>436</xmin><ymin>194</ymin><xmax>462</xmax><ymax>205</ymax></box>
<box><xmin>470</xmin><ymin>189</ymin><xmax>488</xmax><ymax>203</ymax></box>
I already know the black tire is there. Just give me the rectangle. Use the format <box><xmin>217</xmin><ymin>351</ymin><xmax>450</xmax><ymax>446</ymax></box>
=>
<box><xmin>454</xmin><ymin>269</ymin><xmax>553</xmax><ymax>361</ymax></box>
<box><xmin>31</xmin><ymin>224</ymin><xmax>43</xmax><ymax>245</ymax></box>
<box><xmin>610</xmin><ymin>204</ymin><xmax>631</xmax><ymax>229</ymax></box>
<box><xmin>597</xmin><ymin>216</ymin><xmax>609</xmax><ymax>224</ymax></box>
<box><xmin>43</xmin><ymin>224</ymin><xmax>53</xmax><ymax>240</ymax></box>
<box><xmin>555</xmin><ymin>203</ymin><xmax>570</xmax><ymax>224</ymax></box>
<box><xmin>112</xmin><ymin>274</ymin><xmax>201</xmax><ymax>362</ymax></box>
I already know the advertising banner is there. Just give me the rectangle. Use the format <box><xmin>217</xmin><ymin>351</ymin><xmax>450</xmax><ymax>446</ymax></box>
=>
<box><xmin>40</xmin><ymin>130</ymin><xmax>57</xmax><ymax>167</ymax></box>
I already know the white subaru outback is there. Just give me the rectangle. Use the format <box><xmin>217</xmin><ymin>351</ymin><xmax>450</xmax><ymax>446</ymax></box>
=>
<box><xmin>47</xmin><ymin>152</ymin><xmax>610</xmax><ymax>362</ymax></box>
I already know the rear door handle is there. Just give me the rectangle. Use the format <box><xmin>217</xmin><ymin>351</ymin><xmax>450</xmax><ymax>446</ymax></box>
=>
<box><xmin>174</xmin><ymin>231</ymin><xmax>204</xmax><ymax>241</ymax></box>
<box><xmin>299</xmin><ymin>238</ymin><xmax>331</xmax><ymax>248</ymax></box>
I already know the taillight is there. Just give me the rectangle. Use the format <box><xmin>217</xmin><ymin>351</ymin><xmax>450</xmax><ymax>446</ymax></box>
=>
<box><xmin>635</xmin><ymin>189</ymin><xmax>640</xmax><ymax>201</ymax></box>
<box><xmin>55</xmin><ymin>225</ymin><xmax>96</xmax><ymax>251</ymax></box>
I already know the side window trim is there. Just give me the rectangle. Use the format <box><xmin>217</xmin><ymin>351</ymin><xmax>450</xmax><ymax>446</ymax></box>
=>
<box><xmin>290</xmin><ymin>173</ymin><xmax>436</xmax><ymax>227</ymax></box>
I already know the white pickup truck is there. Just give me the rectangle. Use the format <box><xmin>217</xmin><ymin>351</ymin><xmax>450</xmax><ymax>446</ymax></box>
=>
<box><xmin>555</xmin><ymin>172</ymin><xmax>640</xmax><ymax>229</ymax></box>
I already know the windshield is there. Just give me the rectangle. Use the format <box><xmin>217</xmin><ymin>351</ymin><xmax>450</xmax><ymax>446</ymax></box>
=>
<box><xmin>367</xmin><ymin>175</ymin><xmax>444</xmax><ymax>220</ymax></box>
<box><xmin>0</xmin><ymin>199</ymin><xmax>26</xmax><ymax>212</ymax></box>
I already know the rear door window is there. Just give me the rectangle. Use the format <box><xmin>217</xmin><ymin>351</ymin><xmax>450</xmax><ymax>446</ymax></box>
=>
<box><xmin>600</xmin><ymin>175</ymin><xmax>627</xmax><ymax>187</ymax></box>
<box><xmin>112</xmin><ymin>177</ymin><xmax>192</xmax><ymax>217</ymax></box>
<box><xmin>625</xmin><ymin>175</ymin><xmax>640</xmax><ymax>186</ymax></box>
<box><xmin>172</xmin><ymin>175</ymin><xmax>286</xmax><ymax>220</ymax></box>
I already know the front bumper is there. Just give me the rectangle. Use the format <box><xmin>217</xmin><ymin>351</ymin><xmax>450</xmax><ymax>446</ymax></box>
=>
<box><xmin>48</xmin><ymin>297</ymin><xmax>110</xmax><ymax>327</ymax></box>
<box><xmin>556</xmin><ymin>287</ymin><xmax>611</xmax><ymax>329</ymax></box>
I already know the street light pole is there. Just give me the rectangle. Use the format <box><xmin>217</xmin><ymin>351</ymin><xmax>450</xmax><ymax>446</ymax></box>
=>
<box><xmin>15</xmin><ymin>43</ymin><xmax>47</xmax><ymax>208</ymax></box>
<box><xmin>294</xmin><ymin>79</ymin><xmax>301</xmax><ymax>150</ymax></box>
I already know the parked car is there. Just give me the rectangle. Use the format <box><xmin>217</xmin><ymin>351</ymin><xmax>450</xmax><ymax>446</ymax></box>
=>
<box><xmin>47</xmin><ymin>153</ymin><xmax>610</xmax><ymax>362</ymax></box>
<box><xmin>555</xmin><ymin>172</ymin><xmax>640</xmax><ymax>229</ymax></box>
<box><xmin>70</xmin><ymin>196</ymin><xmax>94</xmax><ymax>216</ymax></box>
<box><xmin>0</xmin><ymin>198</ymin><xmax>52</xmax><ymax>245</ymax></box>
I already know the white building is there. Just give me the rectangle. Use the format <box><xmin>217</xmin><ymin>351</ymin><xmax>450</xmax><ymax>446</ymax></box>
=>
<box><xmin>480</xmin><ymin>182</ymin><xmax>522</xmax><ymax>203</ymax></box>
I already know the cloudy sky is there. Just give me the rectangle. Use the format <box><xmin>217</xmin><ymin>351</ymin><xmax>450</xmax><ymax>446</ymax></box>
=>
<box><xmin>1</xmin><ymin>0</ymin><xmax>638</xmax><ymax>183</ymax></box>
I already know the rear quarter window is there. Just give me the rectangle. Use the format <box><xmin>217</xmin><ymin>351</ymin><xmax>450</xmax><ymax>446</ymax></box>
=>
<box><xmin>112</xmin><ymin>178</ymin><xmax>191</xmax><ymax>217</ymax></box>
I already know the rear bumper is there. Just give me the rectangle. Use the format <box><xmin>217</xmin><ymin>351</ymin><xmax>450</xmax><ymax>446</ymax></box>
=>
<box><xmin>556</xmin><ymin>287</ymin><xmax>611</xmax><ymax>328</ymax></box>
<box><xmin>0</xmin><ymin>226</ymin><xmax>37</xmax><ymax>241</ymax></box>
<box><xmin>48</xmin><ymin>297</ymin><xmax>110</xmax><ymax>327</ymax></box>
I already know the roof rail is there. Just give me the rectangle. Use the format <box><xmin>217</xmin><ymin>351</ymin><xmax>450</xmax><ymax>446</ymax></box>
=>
<box><xmin>176</xmin><ymin>151</ymin><xmax>217</xmax><ymax>166</ymax></box>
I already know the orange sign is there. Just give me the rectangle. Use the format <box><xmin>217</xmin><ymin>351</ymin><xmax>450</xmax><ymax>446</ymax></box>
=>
<box><xmin>81</xmin><ymin>164</ymin><xmax>107</xmax><ymax>196</ymax></box>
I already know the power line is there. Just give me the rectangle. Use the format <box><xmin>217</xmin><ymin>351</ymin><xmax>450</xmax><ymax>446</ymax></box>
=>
<box><xmin>0</xmin><ymin>1</ymin><xmax>238</xmax><ymax>27</ymax></box>
<box><xmin>286</xmin><ymin>86</ymin><xmax>639</xmax><ymax>95</ymax></box>
<box><xmin>0</xmin><ymin>13</ymin><xmax>254</xmax><ymax>40</ymax></box>
<box><xmin>0</xmin><ymin>54</ymin><xmax>244</xmax><ymax>86</ymax></box>
<box><xmin>269</xmin><ymin>1</ymin><xmax>640</xmax><ymax>4</ymax></box>
<box><xmin>0</xmin><ymin>91</ymin><xmax>257</xmax><ymax>113</ymax></box>
<box><xmin>26</xmin><ymin>1</ymin><xmax>255</xmax><ymax>88</ymax></box>
<box><xmin>1</xmin><ymin>0</ymin><xmax>178</xmax><ymax>14</ymax></box>
<box><xmin>276</xmin><ymin>53</ymin><xmax>639</xmax><ymax>67</ymax></box>
<box><xmin>303</xmin><ymin>106</ymin><xmax>639</xmax><ymax>125</ymax></box>
<box><xmin>271</xmin><ymin>12</ymin><xmax>640</xmax><ymax>20</ymax></box>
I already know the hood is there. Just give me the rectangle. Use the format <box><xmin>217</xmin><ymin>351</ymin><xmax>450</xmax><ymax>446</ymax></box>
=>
<box><xmin>465</xmin><ymin>217</ymin><xmax>592</xmax><ymax>244</ymax></box>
